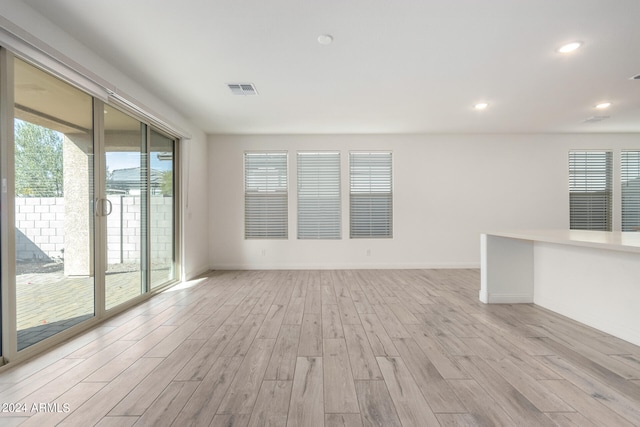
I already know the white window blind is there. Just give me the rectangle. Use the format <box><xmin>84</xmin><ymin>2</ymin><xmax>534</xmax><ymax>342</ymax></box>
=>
<box><xmin>297</xmin><ymin>152</ymin><xmax>341</xmax><ymax>239</ymax></box>
<box><xmin>569</xmin><ymin>151</ymin><xmax>612</xmax><ymax>231</ymax></box>
<box><xmin>350</xmin><ymin>152</ymin><xmax>393</xmax><ymax>238</ymax></box>
<box><xmin>622</xmin><ymin>151</ymin><xmax>640</xmax><ymax>231</ymax></box>
<box><xmin>244</xmin><ymin>152</ymin><xmax>288</xmax><ymax>239</ymax></box>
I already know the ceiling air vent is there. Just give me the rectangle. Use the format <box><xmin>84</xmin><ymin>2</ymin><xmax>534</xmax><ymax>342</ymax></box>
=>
<box><xmin>227</xmin><ymin>83</ymin><xmax>258</xmax><ymax>95</ymax></box>
<box><xmin>583</xmin><ymin>115</ymin><xmax>610</xmax><ymax>123</ymax></box>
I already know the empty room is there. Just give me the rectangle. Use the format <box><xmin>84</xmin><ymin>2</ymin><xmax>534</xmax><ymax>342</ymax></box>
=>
<box><xmin>1</xmin><ymin>0</ymin><xmax>640</xmax><ymax>426</ymax></box>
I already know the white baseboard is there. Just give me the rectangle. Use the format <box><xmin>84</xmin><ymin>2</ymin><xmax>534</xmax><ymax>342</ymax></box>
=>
<box><xmin>485</xmin><ymin>293</ymin><xmax>534</xmax><ymax>304</ymax></box>
<box><xmin>209</xmin><ymin>262</ymin><xmax>480</xmax><ymax>271</ymax></box>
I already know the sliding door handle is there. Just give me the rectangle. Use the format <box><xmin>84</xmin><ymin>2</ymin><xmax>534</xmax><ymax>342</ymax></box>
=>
<box><xmin>104</xmin><ymin>198</ymin><xmax>113</xmax><ymax>216</ymax></box>
<box><xmin>95</xmin><ymin>198</ymin><xmax>113</xmax><ymax>216</ymax></box>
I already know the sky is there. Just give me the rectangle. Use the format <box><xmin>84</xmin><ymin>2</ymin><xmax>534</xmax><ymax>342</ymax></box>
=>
<box><xmin>106</xmin><ymin>151</ymin><xmax>172</xmax><ymax>172</ymax></box>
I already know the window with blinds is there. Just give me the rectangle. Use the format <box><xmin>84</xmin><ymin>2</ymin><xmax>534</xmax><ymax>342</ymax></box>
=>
<box><xmin>569</xmin><ymin>151</ymin><xmax>612</xmax><ymax>231</ymax></box>
<box><xmin>244</xmin><ymin>152</ymin><xmax>288</xmax><ymax>239</ymax></box>
<box><xmin>297</xmin><ymin>152</ymin><xmax>341</xmax><ymax>239</ymax></box>
<box><xmin>622</xmin><ymin>151</ymin><xmax>640</xmax><ymax>231</ymax></box>
<box><xmin>350</xmin><ymin>152</ymin><xmax>393</xmax><ymax>238</ymax></box>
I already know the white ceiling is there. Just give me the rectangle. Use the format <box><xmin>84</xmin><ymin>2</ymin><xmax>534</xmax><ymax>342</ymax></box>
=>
<box><xmin>23</xmin><ymin>0</ymin><xmax>640</xmax><ymax>134</ymax></box>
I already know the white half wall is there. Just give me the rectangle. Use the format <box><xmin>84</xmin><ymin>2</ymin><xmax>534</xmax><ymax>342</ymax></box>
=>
<box><xmin>534</xmin><ymin>242</ymin><xmax>640</xmax><ymax>347</ymax></box>
<box><xmin>208</xmin><ymin>133</ymin><xmax>640</xmax><ymax>270</ymax></box>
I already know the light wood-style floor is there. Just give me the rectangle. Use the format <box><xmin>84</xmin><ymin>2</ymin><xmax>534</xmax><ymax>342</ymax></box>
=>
<box><xmin>1</xmin><ymin>269</ymin><xmax>640</xmax><ymax>426</ymax></box>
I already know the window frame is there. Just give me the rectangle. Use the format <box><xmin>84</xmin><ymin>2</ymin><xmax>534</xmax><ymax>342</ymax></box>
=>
<box><xmin>568</xmin><ymin>150</ymin><xmax>613</xmax><ymax>231</ymax></box>
<box><xmin>349</xmin><ymin>151</ymin><xmax>393</xmax><ymax>239</ymax></box>
<box><xmin>244</xmin><ymin>151</ymin><xmax>289</xmax><ymax>239</ymax></box>
<box><xmin>297</xmin><ymin>151</ymin><xmax>341</xmax><ymax>240</ymax></box>
<box><xmin>621</xmin><ymin>150</ymin><xmax>640</xmax><ymax>232</ymax></box>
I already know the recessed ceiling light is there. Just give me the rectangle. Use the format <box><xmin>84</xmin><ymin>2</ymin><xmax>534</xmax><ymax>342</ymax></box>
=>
<box><xmin>595</xmin><ymin>102</ymin><xmax>611</xmax><ymax>109</ymax></box>
<box><xmin>317</xmin><ymin>34</ymin><xmax>334</xmax><ymax>45</ymax></box>
<box><xmin>474</xmin><ymin>102</ymin><xmax>489</xmax><ymax>110</ymax></box>
<box><xmin>557</xmin><ymin>41</ymin><xmax>582</xmax><ymax>54</ymax></box>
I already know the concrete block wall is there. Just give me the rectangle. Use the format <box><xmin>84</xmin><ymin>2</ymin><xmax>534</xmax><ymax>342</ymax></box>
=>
<box><xmin>15</xmin><ymin>197</ymin><xmax>65</xmax><ymax>261</ymax></box>
<box><xmin>15</xmin><ymin>196</ymin><xmax>173</xmax><ymax>265</ymax></box>
<box><xmin>106</xmin><ymin>195</ymin><xmax>173</xmax><ymax>265</ymax></box>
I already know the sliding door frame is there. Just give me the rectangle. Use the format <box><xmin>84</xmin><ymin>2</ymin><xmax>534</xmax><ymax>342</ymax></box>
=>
<box><xmin>0</xmin><ymin>47</ymin><xmax>182</xmax><ymax>367</ymax></box>
<box><xmin>0</xmin><ymin>48</ymin><xmax>16</xmax><ymax>364</ymax></box>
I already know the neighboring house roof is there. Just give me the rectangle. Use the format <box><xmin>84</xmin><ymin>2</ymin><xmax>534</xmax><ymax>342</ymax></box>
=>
<box><xmin>108</xmin><ymin>167</ymin><xmax>164</xmax><ymax>191</ymax></box>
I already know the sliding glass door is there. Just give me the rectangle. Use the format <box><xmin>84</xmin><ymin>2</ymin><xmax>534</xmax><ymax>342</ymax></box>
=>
<box><xmin>0</xmin><ymin>50</ymin><xmax>180</xmax><ymax>361</ymax></box>
<box><xmin>104</xmin><ymin>105</ymin><xmax>147</xmax><ymax>310</ymax></box>
<box><xmin>149</xmin><ymin>130</ymin><xmax>175</xmax><ymax>289</ymax></box>
<box><xmin>14</xmin><ymin>58</ymin><xmax>95</xmax><ymax>350</ymax></box>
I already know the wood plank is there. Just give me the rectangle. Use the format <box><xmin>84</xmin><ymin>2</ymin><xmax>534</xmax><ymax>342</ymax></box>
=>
<box><xmin>287</xmin><ymin>357</ymin><xmax>324</xmax><ymax>427</ymax></box>
<box><xmin>217</xmin><ymin>339</ymin><xmax>277</xmax><ymax>414</ymax></box>
<box><xmin>0</xmin><ymin>358</ymin><xmax>83</xmax><ymax>403</ymax></box>
<box><xmin>405</xmin><ymin>324</ymin><xmax>467</xmax><ymax>379</ymax></box>
<box><xmin>483</xmin><ymin>356</ymin><xmax>573</xmax><ymax>412</ymax></box>
<box><xmin>392</xmin><ymin>337</ymin><xmax>465</xmax><ymax>413</ymax></box>
<box><xmin>611</xmin><ymin>354</ymin><xmax>640</xmax><ymax>377</ymax></box>
<box><xmin>198</xmin><ymin>303</ymin><xmax>236</xmax><ymax>331</ymax></box>
<box><xmin>211</xmin><ymin>414</ymin><xmax>251</xmax><ymax>427</ymax></box>
<box><xmin>343</xmin><ymin>324</ymin><xmax>383</xmax><ymax>380</ymax></box>
<box><xmin>57</xmin><ymin>358</ymin><xmax>163</xmax><ymax>427</ymax></box>
<box><xmin>538</xmin><ymin>379</ymin><xmax>635</xmax><ymax>427</ymax></box>
<box><xmin>174</xmin><ymin>324</ymin><xmax>239</xmax><ymax>381</ymax></box>
<box><xmin>435</xmin><ymin>413</ymin><xmax>489</xmax><ymax>427</ymax></box>
<box><xmin>323</xmin><ymin>338</ymin><xmax>359</xmax><ymax>413</ymax></box>
<box><xmin>16</xmin><ymin>340</ymin><xmax>134</xmax><ymax>407</ymax></box>
<box><xmin>95</xmin><ymin>417</ymin><xmax>138</xmax><ymax>427</ymax></box>
<box><xmin>173</xmin><ymin>356</ymin><xmax>244</xmax><ymax>426</ymax></box>
<box><xmin>283</xmin><ymin>297</ymin><xmax>305</xmax><ymax>325</ymax></box>
<box><xmin>372</xmin><ymin>304</ymin><xmax>410</xmax><ymax>339</ymax></box>
<box><xmin>17</xmin><ymin>382</ymin><xmax>106</xmax><ymax>427</ymax></box>
<box><xmin>387</xmin><ymin>302</ymin><xmax>420</xmax><ymax>325</ymax></box>
<box><xmin>256</xmin><ymin>304</ymin><xmax>287</xmax><ymax>339</ymax></box>
<box><xmin>455</xmin><ymin>355</ymin><xmax>555</xmax><ymax>426</ymax></box>
<box><xmin>322</xmin><ymin>304</ymin><xmax>344</xmax><ymax>339</ymax></box>
<box><xmin>540</xmin><ymin>355</ymin><xmax>640</xmax><ymax>425</ymax></box>
<box><xmin>132</xmin><ymin>381</ymin><xmax>199</xmax><ymax>427</ymax></box>
<box><xmin>536</xmin><ymin>329</ymin><xmax>640</xmax><ymax>380</ymax></box>
<box><xmin>349</xmin><ymin>288</ymin><xmax>375</xmax><ymax>314</ymax></box>
<box><xmin>221</xmin><ymin>314</ymin><xmax>266</xmax><ymax>357</ymax></box>
<box><xmin>247</xmin><ymin>381</ymin><xmax>292</xmax><ymax>427</ymax></box>
<box><xmin>359</xmin><ymin>313</ymin><xmax>399</xmax><ymax>357</ymax></box>
<box><xmin>354</xmin><ymin>380</ymin><xmax>402</xmax><ymax>427</ymax></box>
<box><xmin>338</xmin><ymin>296</ymin><xmax>361</xmax><ymax>325</ymax></box>
<box><xmin>322</xmin><ymin>284</ymin><xmax>338</xmax><ymax>305</ymax></box>
<box><xmin>325</xmin><ymin>413</ymin><xmax>363</xmax><ymax>427</ymax></box>
<box><xmin>376</xmin><ymin>356</ymin><xmax>441</xmax><ymax>426</ymax></box>
<box><xmin>304</xmin><ymin>290</ymin><xmax>322</xmax><ymax>314</ymax></box>
<box><xmin>298</xmin><ymin>313</ymin><xmax>322</xmax><ymax>357</ymax></box>
<box><xmin>250</xmin><ymin>288</ymin><xmax>278</xmax><ymax>315</ymax></box>
<box><xmin>446</xmin><ymin>379</ymin><xmax>516</xmax><ymax>426</ymax></box>
<box><xmin>109</xmin><ymin>338</ymin><xmax>206</xmax><ymax>416</ymax></box>
<box><xmin>265</xmin><ymin>325</ymin><xmax>301</xmax><ymax>380</ymax></box>
<box><xmin>143</xmin><ymin>314</ymin><xmax>208</xmax><ymax>357</ymax></box>
<box><xmin>84</xmin><ymin>325</ymin><xmax>176</xmax><ymax>382</ymax></box>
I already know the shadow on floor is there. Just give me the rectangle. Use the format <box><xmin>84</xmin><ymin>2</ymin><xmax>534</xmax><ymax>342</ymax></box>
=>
<box><xmin>17</xmin><ymin>313</ymin><xmax>94</xmax><ymax>351</ymax></box>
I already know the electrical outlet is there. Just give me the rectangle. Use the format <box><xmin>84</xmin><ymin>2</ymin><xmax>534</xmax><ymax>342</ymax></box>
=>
<box><xmin>261</xmin><ymin>249</ymin><xmax>266</xmax><ymax>256</ymax></box>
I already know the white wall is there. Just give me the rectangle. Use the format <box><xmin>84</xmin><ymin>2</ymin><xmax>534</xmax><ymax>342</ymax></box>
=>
<box><xmin>209</xmin><ymin>133</ymin><xmax>640</xmax><ymax>269</ymax></box>
<box><xmin>0</xmin><ymin>1</ymin><xmax>210</xmax><ymax>280</ymax></box>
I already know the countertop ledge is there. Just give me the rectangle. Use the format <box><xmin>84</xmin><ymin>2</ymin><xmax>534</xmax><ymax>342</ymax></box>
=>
<box><xmin>482</xmin><ymin>229</ymin><xmax>640</xmax><ymax>253</ymax></box>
